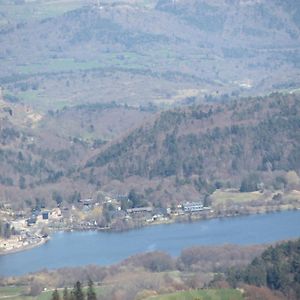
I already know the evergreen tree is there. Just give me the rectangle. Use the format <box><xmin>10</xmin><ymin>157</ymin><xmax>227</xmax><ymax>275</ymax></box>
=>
<box><xmin>63</xmin><ymin>287</ymin><xmax>69</xmax><ymax>300</ymax></box>
<box><xmin>69</xmin><ymin>290</ymin><xmax>75</xmax><ymax>300</ymax></box>
<box><xmin>73</xmin><ymin>281</ymin><xmax>84</xmax><ymax>300</ymax></box>
<box><xmin>87</xmin><ymin>280</ymin><xmax>97</xmax><ymax>300</ymax></box>
<box><xmin>51</xmin><ymin>289</ymin><xmax>60</xmax><ymax>300</ymax></box>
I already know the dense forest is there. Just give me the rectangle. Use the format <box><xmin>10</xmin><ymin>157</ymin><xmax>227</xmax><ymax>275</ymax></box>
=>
<box><xmin>226</xmin><ymin>239</ymin><xmax>300</xmax><ymax>300</ymax></box>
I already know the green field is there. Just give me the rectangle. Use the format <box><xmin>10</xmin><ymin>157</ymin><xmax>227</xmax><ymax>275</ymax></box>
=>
<box><xmin>0</xmin><ymin>286</ymin><xmax>109</xmax><ymax>300</ymax></box>
<box><xmin>0</xmin><ymin>286</ymin><xmax>25</xmax><ymax>297</ymax></box>
<box><xmin>0</xmin><ymin>286</ymin><xmax>28</xmax><ymax>300</ymax></box>
<box><xmin>17</xmin><ymin>59</ymin><xmax>104</xmax><ymax>75</ymax></box>
<box><xmin>16</xmin><ymin>52</ymin><xmax>154</xmax><ymax>75</ymax></box>
<box><xmin>211</xmin><ymin>190</ymin><xmax>262</xmax><ymax>205</ymax></box>
<box><xmin>145</xmin><ymin>289</ymin><xmax>243</xmax><ymax>300</ymax></box>
<box><xmin>0</xmin><ymin>0</ymin><xmax>159</xmax><ymax>26</ymax></box>
<box><xmin>0</xmin><ymin>0</ymin><xmax>85</xmax><ymax>24</ymax></box>
<box><xmin>0</xmin><ymin>287</ymin><xmax>243</xmax><ymax>300</ymax></box>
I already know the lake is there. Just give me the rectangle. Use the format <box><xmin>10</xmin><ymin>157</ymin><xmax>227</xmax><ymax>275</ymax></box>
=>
<box><xmin>1</xmin><ymin>210</ymin><xmax>300</xmax><ymax>276</ymax></box>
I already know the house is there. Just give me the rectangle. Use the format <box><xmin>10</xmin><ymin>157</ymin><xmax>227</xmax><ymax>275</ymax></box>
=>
<box><xmin>115</xmin><ymin>194</ymin><xmax>128</xmax><ymax>201</ymax></box>
<box><xmin>42</xmin><ymin>211</ymin><xmax>49</xmax><ymax>220</ymax></box>
<box><xmin>79</xmin><ymin>198</ymin><xmax>93</xmax><ymax>206</ymax></box>
<box><xmin>153</xmin><ymin>207</ymin><xmax>168</xmax><ymax>216</ymax></box>
<box><xmin>11</xmin><ymin>219</ymin><xmax>26</xmax><ymax>231</ymax></box>
<box><xmin>51</xmin><ymin>208</ymin><xmax>62</xmax><ymax>219</ymax></box>
<box><xmin>126</xmin><ymin>207</ymin><xmax>153</xmax><ymax>214</ymax></box>
<box><xmin>183</xmin><ymin>202</ymin><xmax>204</xmax><ymax>213</ymax></box>
<box><xmin>26</xmin><ymin>216</ymin><xmax>37</xmax><ymax>226</ymax></box>
<box><xmin>111</xmin><ymin>210</ymin><xmax>127</xmax><ymax>219</ymax></box>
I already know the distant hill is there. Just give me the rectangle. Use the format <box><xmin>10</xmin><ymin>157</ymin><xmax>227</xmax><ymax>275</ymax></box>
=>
<box><xmin>0</xmin><ymin>0</ymin><xmax>300</xmax><ymax>111</ymax></box>
<box><xmin>156</xmin><ymin>0</ymin><xmax>300</xmax><ymax>39</ymax></box>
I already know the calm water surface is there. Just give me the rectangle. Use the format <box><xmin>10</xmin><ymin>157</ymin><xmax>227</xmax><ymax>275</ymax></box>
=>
<box><xmin>1</xmin><ymin>210</ymin><xmax>300</xmax><ymax>276</ymax></box>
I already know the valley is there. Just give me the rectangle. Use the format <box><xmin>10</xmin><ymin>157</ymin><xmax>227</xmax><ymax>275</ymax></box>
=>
<box><xmin>0</xmin><ymin>0</ymin><xmax>300</xmax><ymax>299</ymax></box>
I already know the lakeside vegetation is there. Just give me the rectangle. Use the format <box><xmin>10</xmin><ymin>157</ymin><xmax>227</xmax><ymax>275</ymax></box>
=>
<box><xmin>2</xmin><ymin>240</ymin><xmax>299</xmax><ymax>300</ymax></box>
<box><xmin>226</xmin><ymin>239</ymin><xmax>300</xmax><ymax>299</ymax></box>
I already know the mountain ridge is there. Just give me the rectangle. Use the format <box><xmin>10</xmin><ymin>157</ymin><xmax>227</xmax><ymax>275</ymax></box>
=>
<box><xmin>1</xmin><ymin>0</ymin><xmax>300</xmax><ymax>111</ymax></box>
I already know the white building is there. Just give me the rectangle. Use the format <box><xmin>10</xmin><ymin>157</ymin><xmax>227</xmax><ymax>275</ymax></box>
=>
<box><xmin>183</xmin><ymin>202</ymin><xmax>204</xmax><ymax>212</ymax></box>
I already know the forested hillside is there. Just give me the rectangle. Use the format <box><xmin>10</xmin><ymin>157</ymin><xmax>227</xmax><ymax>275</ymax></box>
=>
<box><xmin>1</xmin><ymin>92</ymin><xmax>300</xmax><ymax>209</ymax></box>
<box><xmin>226</xmin><ymin>239</ymin><xmax>300</xmax><ymax>300</ymax></box>
<box><xmin>0</xmin><ymin>99</ymin><xmax>154</xmax><ymax>209</ymax></box>
<box><xmin>1</xmin><ymin>0</ymin><xmax>300</xmax><ymax>209</ymax></box>
<box><xmin>85</xmin><ymin>93</ymin><xmax>300</xmax><ymax>205</ymax></box>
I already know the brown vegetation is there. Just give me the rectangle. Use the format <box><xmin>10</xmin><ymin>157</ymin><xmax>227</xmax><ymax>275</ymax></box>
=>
<box><xmin>0</xmin><ymin>244</ymin><xmax>269</xmax><ymax>299</ymax></box>
<box><xmin>84</xmin><ymin>93</ymin><xmax>300</xmax><ymax>207</ymax></box>
<box><xmin>1</xmin><ymin>93</ymin><xmax>300</xmax><ymax>214</ymax></box>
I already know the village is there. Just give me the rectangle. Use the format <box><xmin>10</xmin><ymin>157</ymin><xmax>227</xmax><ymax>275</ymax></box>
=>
<box><xmin>0</xmin><ymin>193</ymin><xmax>212</xmax><ymax>254</ymax></box>
<box><xmin>2</xmin><ymin>186</ymin><xmax>299</xmax><ymax>255</ymax></box>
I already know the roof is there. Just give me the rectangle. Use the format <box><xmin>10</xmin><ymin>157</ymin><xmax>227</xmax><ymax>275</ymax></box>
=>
<box><xmin>126</xmin><ymin>207</ymin><xmax>153</xmax><ymax>213</ymax></box>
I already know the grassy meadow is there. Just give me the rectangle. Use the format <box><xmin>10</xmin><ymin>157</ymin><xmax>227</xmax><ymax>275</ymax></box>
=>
<box><xmin>0</xmin><ymin>286</ymin><xmax>244</xmax><ymax>300</ymax></box>
<box><xmin>144</xmin><ymin>289</ymin><xmax>244</xmax><ymax>300</ymax></box>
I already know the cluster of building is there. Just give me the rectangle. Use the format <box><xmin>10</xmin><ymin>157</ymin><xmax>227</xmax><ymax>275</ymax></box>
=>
<box><xmin>0</xmin><ymin>195</ymin><xmax>212</xmax><ymax>253</ymax></box>
<box><xmin>0</xmin><ymin>207</ymin><xmax>65</xmax><ymax>253</ymax></box>
<box><xmin>26</xmin><ymin>208</ymin><xmax>62</xmax><ymax>226</ymax></box>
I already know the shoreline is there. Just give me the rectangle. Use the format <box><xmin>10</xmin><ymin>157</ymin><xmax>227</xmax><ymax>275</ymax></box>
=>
<box><xmin>108</xmin><ymin>204</ymin><xmax>300</xmax><ymax>232</ymax></box>
<box><xmin>0</xmin><ymin>236</ymin><xmax>50</xmax><ymax>256</ymax></box>
<box><xmin>0</xmin><ymin>205</ymin><xmax>299</xmax><ymax>256</ymax></box>
<box><xmin>0</xmin><ymin>209</ymin><xmax>299</xmax><ymax>278</ymax></box>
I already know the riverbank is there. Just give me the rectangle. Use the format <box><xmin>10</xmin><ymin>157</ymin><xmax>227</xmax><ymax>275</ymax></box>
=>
<box><xmin>0</xmin><ymin>202</ymin><xmax>299</xmax><ymax>257</ymax></box>
<box><xmin>108</xmin><ymin>202</ymin><xmax>300</xmax><ymax>232</ymax></box>
<box><xmin>1</xmin><ymin>187</ymin><xmax>299</xmax><ymax>258</ymax></box>
<box><xmin>1</xmin><ymin>209</ymin><xmax>300</xmax><ymax>277</ymax></box>
<box><xmin>0</xmin><ymin>236</ymin><xmax>50</xmax><ymax>256</ymax></box>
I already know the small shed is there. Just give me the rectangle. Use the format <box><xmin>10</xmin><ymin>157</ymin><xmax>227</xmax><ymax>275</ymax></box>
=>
<box><xmin>126</xmin><ymin>207</ymin><xmax>153</xmax><ymax>214</ymax></box>
<box><xmin>42</xmin><ymin>211</ymin><xmax>49</xmax><ymax>220</ymax></box>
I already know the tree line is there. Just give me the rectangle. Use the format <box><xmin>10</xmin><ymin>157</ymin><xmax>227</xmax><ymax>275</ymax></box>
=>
<box><xmin>51</xmin><ymin>280</ymin><xmax>97</xmax><ymax>300</ymax></box>
<box><xmin>226</xmin><ymin>239</ymin><xmax>300</xmax><ymax>300</ymax></box>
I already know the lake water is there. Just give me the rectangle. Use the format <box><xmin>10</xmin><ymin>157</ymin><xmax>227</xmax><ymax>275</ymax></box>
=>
<box><xmin>1</xmin><ymin>210</ymin><xmax>300</xmax><ymax>277</ymax></box>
